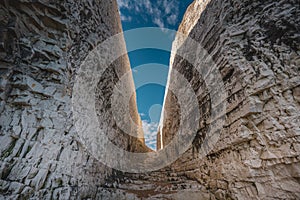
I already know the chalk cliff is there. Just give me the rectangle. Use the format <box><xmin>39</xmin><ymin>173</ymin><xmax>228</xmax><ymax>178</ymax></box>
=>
<box><xmin>0</xmin><ymin>0</ymin><xmax>299</xmax><ymax>199</ymax></box>
<box><xmin>0</xmin><ymin>0</ymin><xmax>146</xmax><ymax>199</ymax></box>
<box><xmin>98</xmin><ymin>0</ymin><xmax>300</xmax><ymax>199</ymax></box>
<box><xmin>160</xmin><ymin>0</ymin><xmax>300</xmax><ymax>199</ymax></box>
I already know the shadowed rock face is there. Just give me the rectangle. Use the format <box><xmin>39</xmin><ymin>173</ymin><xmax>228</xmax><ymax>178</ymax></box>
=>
<box><xmin>0</xmin><ymin>0</ymin><xmax>299</xmax><ymax>199</ymax></box>
<box><xmin>0</xmin><ymin>0</ymin><xmax>146</xmax><ymax>199</ymax></box>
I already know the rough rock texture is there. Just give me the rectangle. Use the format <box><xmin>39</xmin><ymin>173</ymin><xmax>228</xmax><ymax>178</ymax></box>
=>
<box><xmin>0</xmin><ymin>0</ymin><xmax>146</xmax><ymax>199</ymax></box>
<box><xmin>1</xmin><ymin>0</ymin><xmax>300</xmax><ymax>199</ymax></box>
<box><xmin>97</xmin><ymin>0</ymin><xmax>300</xmax><ymax>199</ymax></box>
<box><xmin>159</xmin><ymin>0</ymin><xmax>300</xmax><ymax>199</ymax></box>
<box><xmin>168</xmin><ymin>0</ymin><xmax>211</xmax><ymax>69</ymax></box>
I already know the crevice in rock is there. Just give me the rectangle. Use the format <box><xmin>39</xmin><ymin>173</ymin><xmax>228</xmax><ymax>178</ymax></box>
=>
<box><xmin>0</xmin><ymin>0</ymin><xmax>299</xmax><ymax>199</ymax></box>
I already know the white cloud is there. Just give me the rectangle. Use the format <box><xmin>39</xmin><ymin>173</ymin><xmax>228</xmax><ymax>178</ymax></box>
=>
<box><xmin>116</xmin><ymin>0</ymin><xmax>180</xmax><ymax>29</ymax></box>
<box><xmin>167</xmin><ymin>14</ymin><xmax>177</xmax><ymax>25</ymax></box>
<box><xmin>162</xmin><ymin>0</ymin><xmax>174</xmax><ymax>14</ymax></box>
<box><xmin>120</xmin><ymin>14</ymin><xmax>132</xmax><ymax>22</ymax></box>
<box><xmin>153</xmin><ymin>18</ymin><xmax>164</xmax><ymax>29</ymax></box>
<box><xmin>142</xmin><ymin>120</ymin><xmax>159</xmax><ymax>150</ymax></box>
<box><xmin>143</xmin><ymin>0</ymin><xmax>153</xmax><ymax>14</ymax></box>
<box><xmin>117</xmin><ymin>0</ymin><xmax>130</xmax><ymax>9</ymax></box>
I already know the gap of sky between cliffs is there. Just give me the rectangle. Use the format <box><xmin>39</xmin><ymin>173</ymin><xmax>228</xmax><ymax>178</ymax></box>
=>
<box><xmin>117</xmin><ymin>0</ymin><xmax>194</xmax><ymax>150</ymax></box>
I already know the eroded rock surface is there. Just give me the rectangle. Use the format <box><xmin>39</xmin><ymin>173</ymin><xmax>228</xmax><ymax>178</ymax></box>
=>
<box><xmin>0</xmin><ymin>0</ymin><xmax>145</xmax><ymax>199</ymax></box>
<box><xmin>95</xmin><ymin>0</ymin><xmax>300</xmax><ymax>199</ymax></box>
<box><xmin>0</xmin><ymin>0</ymin><xmax>299</xmax><ymax>199</ymax></box>
<box><xmin>159</xmin><ymin>0</ymin><xmax>300</xmax><ymax>199</ymax></box>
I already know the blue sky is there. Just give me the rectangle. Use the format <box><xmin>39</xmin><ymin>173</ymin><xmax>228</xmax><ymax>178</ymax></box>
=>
<box><xmin>117</xmin><ymin>0</ymin><xmax>193</xmax><ymax>150</ymax></box>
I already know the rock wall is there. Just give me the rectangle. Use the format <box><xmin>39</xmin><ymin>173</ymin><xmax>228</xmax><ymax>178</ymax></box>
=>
<box><xmin>94</xmin><ymin>0</ymin><xmax>300</xmax><ymax>199</ymax></box>
<box><xmin>0</xmin><ymin>0</ymin><xmax>145</xmax><ymax>199</ymax></box>
<box><xmin>160</xmin><ymin>0</ymin><xmax>300</xmax><ymax>199</ymax></box>
<box><xmin>0</xmin><ymin>0</ymin><xmax>299</xmax><ymax>199</ymax></box>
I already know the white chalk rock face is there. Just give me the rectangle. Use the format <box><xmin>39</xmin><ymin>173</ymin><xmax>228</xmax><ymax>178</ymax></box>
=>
<box><xmin>160</xmin><ymin>0</ymin><xmax>300</xmax><ymax>199</ymax></box>
<box><xmin>0</xmin><ymin>0</ymin><xmax>299</xmax><ymax>199</ymax></box>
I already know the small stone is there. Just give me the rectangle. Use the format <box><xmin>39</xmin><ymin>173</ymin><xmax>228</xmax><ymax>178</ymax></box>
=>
<box><xmin>41</xmin><ymin>117</ymin><xmax>53</xmax><ymax>128</ymax></box>
<box><xmin>26</xmin><ymin>76</ymin><xmax>44</xmax><ymax>94</ymax></box>
<box><xmin>44</xmin><ymin>87</ymin><xmax>56</xmax><ymax>96</ymax></box>
<box><xmin>260</xmin><ymin>150</ymin><xmax>277</xmax><ymax>160</ymax></box>
<box><xmin>12</xmin><ymin>126</ymin><xmax>21</xmax><ymax>137</ymax></box>
<box><xmin>8</xmin><ymin>182</ymin><xmax>25</xmax><ymax>194</ymax></box>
